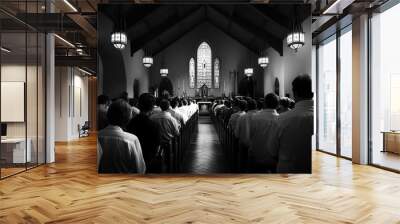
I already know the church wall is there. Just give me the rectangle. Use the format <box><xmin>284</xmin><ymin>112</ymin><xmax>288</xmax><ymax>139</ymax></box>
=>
<box><xmin>263</xmin><ymin>16</ymin><xmax>312</xmax><ymax>98</ymax></box>
<box><xmin>149</xmin><ymin>22</ymin><xmax>263</xmax><ymax>98</ymax></box>
<box><xmin>98</xmin><ymin>11</ymin><xmax>150</xmax><ymax>99</ymax></box>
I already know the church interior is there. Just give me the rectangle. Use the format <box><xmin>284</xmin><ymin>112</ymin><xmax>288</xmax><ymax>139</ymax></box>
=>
<box><xmin>1</xmin><ymin>0</ymin><xmax>400</xmax><ymax>223</ymax></box>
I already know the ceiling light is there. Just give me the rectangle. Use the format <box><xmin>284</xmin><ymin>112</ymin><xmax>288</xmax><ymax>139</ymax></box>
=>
<box><xmin>54</xmin><ymin>34</ymin><xmax>75</xmax><ymax>48</ymax></box>
<box><xmin>1</xmin><ymin>47</ymin><xmax>11</xmax><ymax>53</ymax></box>
<box><xmin>287</xmin><ymin>31</ymin><xmax>305</xmax><ymax>51</ymax></box>
<box><xmin>160</xmin><ymin>68</ymin><xmax>168</xmax><ymax>77</ymax></box>
<box><xmin>63</xmin><ymin>0</ymin><xmax>78</xmax><ymax>12</ymax></box>
<box><xmin>143</xmin><ymin>56</ymin><xmax>153</xmax><ymax>68</ymax></box>
<box><xmin>78</xmin><ymin>67</ymin><xmax>92</xmax><ymax>76</ymax></box>
<box><xmin>111</xmin><ymin>32</ymin><xmax>127</xmax><ymax>50</ymax></box>
<box><xmin>244</xmin><ymin>68</ymin><xmax>253</xmax><ymax>77</ymax></box>
<box><xmin>258</xmin><ymin>57</ymin><xmax>269</xmax><ymax>68</ymax></box>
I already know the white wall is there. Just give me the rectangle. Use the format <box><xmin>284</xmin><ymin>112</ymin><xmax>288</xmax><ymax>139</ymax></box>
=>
<box><xmin>263</xmin><ymin>17</ymin><xmax>312</xmax><ymax>98</ymax></box>
<box><xmin>55</xmin><ymin>66</ymin><xmax>89</xmax><ymax>141</ymax></box>
<box><xmin>98</xmin><ymin>11</ymin><xmax>150</xmax><ymax>99</ymax></box>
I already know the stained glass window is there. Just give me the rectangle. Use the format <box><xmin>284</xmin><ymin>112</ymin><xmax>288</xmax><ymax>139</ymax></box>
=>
<box><xmin>196</xmin><ymin>42</ymin><xmax>212</xmax><ymax>88</ymax></box>
<box><xmin>214</xmin><ymin>58</ymin><xmax>220</xmax><ymax>88</ymax></box>
<box><xmin>189</xmin><ymin>58</ymin><xmax>195</xmax><ymax>88</ymax></box>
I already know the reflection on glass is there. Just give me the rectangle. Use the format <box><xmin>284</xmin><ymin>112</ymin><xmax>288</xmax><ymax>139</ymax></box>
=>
<box><xmin>318</xmin><ymin>37</ymin><xmax>337</xmax><ymax>154</ymax></box>
<box><xmin>1</xmin><ymin>31</ymin><xmax>28</xmax><ymax>177</ymax></box>
<box><xmin>340</xmin><ymin>29</ymin><xmax>352</xmax><ymax>158</ymax></box>
<box><xmin>371</xmin><ymin>3</ymin><xmax>400</xmax><ymax>171</ymax></box>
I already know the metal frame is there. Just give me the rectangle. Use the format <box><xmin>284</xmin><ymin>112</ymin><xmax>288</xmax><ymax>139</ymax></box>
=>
<box><xmin>367</xmin><ymin>0</ymin><xmax>400</xmax><ymax>172</ymax></box>
<box><xmin>0</xmin><ymin>0</ymin><xmax>47</xmax><ymax>179</ymax></box>
<box><xmin>315</xmin><ymin>23</ymin><xmax>353</xmax><ymax>161</ymax></box>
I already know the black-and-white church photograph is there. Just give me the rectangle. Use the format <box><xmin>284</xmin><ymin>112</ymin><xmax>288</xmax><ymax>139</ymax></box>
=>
<box><xmin>97</xmin><ymin>3</ymin><xmax>312</xmax><ymax>174</ymax></box>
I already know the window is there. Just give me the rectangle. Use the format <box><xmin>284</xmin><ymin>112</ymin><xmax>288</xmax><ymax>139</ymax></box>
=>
<box><xmin>318</xmin><ymin>36</ymin><xmax>337</xmax><ymax>155</ymax></box>
<box><xmin>370</xmin><ymin>3</ymin><xmax>400</xmax><ymax>171</ymax></box>
<box><xmin>196</xmin><ymin>42</ymin><xmax>212</xmax><ymax>88</ymax></box>
<box><xmin>214</xmin><ymin>58</ymin><xmax>220</xmax><ymax>88</ymax></box>
<box><xmin>339</xmin><ymin>28</ymin><xmax>352</xmax><ymax>158</ymax></box>
<box><xmin>189</xmin><ymin>58</ymin><xmax>195</xmax><ymax>88</ymax></box>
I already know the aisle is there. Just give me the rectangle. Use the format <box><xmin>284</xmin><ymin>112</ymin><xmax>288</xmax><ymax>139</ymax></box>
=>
<box><xmin>181</xmin><ymin>116</ymin><xmax>229</xmax><ymax>174</ymax></box>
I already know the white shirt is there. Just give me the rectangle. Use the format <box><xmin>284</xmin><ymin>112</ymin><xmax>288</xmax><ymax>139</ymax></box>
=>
<box><xmin>98</xmin><ymin>125</ymin><xmax>146</xmax><ymax>173</ymax></box>
<box><xmin>150</xmin><ymin>111</ymin><xmax>180</xmax><ymax>144</ymax></box>
<box><xmin>268</xmin><ymin>100</ymin><xmax>314</xmax><ymax>173</ymax></box>
<box><xmin>248</xmin><ymin>109</ymin><xmax>279</xmax><ymax>164</ymax></box>
<box><xmin>235</xmin><ymin>110</ymin><xmax>258</xmax><ymax>146</ymax></box>
<box><xmin>173</xmin><ymin>107</ymin><xmax>188</xmax><ymax>124</ymax></box>
<box><xmin>228</xmin><ymin>111</ymin><xmax>245</xmax><ymax>131</ymax></box>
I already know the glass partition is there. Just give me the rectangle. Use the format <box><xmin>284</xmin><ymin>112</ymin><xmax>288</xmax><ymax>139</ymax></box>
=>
<box><xmin>0</xmin><ymin>1</ymin><xmax>46</xmax><ymax>179</ymax></box>
<box><xmin>339</xmin><ymin>27</ymin><xmax>352</xmax><ymax>158</ymax></box>
<box><xmin>317</xmin><ymin>35</ymin><xmax>337</xmax><ymax>155</ymax></box>
<box><xmin>370</xmin><ymin>3</ymin><xmax>400</xmax><ymax>171</ymax></box>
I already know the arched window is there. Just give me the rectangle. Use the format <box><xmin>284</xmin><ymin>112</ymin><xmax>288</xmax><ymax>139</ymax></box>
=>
<box><xmin>196</xmin><ymin>42</ymin><xmax>212</xmax><ymax>88</ymax></box>
<box><xmin>189</xmin><ymin>58</ymin><xmax>195</xmax><ymax>88</ymax></box>
<box><xmin>214</xmin><ymin>58</ymin><xmax>220</xmax><ymax>88</ymax></box>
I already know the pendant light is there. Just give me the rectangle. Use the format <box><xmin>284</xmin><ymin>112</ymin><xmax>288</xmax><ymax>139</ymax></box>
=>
<box><xmin>142</xmin><ymin>48</ymin><xmax>153</xmax><ymax>68</ymax></box>
<box><xmin>244</xmin><ymin>68</ymin><xmax>253</xmax><ymax>77</ymax></box>
<box><xmin>286</xmin><ymin>6</ymin><xmax>305</xmax><ymax>52</ymax></box>
<box><xmin>111</xmin><ymin>8</ymin><xmax>127</xmax><ymax>50</ymax></box>
<box><xmin>160</xmin><ymin>54</ymin><xmax>168</xmax><ymax>77</ymax></box>
<box><xmin>258</xmin><ymin>49</ymin><xmax>269</xmax><ymax>68</ymax></box>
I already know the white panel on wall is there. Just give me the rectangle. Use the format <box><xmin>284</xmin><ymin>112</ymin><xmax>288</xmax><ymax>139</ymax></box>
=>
<box><xmin>1</xmin><ymin>81</ymin><xmax>25</xmax><ymax>122</ymax></box>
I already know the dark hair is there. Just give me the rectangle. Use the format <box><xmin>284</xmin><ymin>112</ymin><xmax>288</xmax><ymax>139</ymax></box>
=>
<box><xmin>107</xmin><ymin>99</ymin><xmax>132</xmax><ymax>127</ymax></box>
<box><xmin>279</xmin><ymin>97</ymin><xmax>290</xmax><ymax>108</ymax></box>
<box><xmin>170</xmin><ymin>98</ymin><xmax>178</xmax><ymax>108</ymax></box>
<box><xmin>120</xmin><ymin>91</ymin><xmax>129</xmax><ymax>102</ymax></box>
<box><xmin>182</xmin><ymin>99</ymin><xmax>188</xmax><ymax>106</ymax></box>
<box><xmin>264</xmin><ymin>93</ymin><xmax>279</xmax><ymax>109</ymax></box>
<box><xmin>292</xmin><ymin>74</ymin><xmax>313</xmax><ymax>99</ymax></box>
<box><xmin>160</xmin><ymin>99</ymin><xmax>170</xmax><ymax>111</ymax></box>
<box><xmin>238</xmin><ymin>100</ymin><xmax>247</xmax><ymax>111</ymax></box>
<box><xmin>289</xmin><ymin>98</ymin><xmax>295</xmax><ymax>109</ymax></box>
<box><xmin>247</xmin><ymin>99</ymin><xmax>257</xmax><ymax>111</ymax></box>
<box><xmin>98</xmin><ymin>95</ymin><xmax>109</xmax><ymax>105</ymax></box>
<box><xmin>257</xmin><ymin>99</ymin><xmax>264</xmax><ymax>110</ymax></box>
<box><xmin>138</xmin><ymin>93</ymin><xmax>155</xmax><ymax>112</ymax></box>
<box><xmin>224</xmin><ymin>100</ymin><xmax>232</xmax><ymax>108</ymax></box>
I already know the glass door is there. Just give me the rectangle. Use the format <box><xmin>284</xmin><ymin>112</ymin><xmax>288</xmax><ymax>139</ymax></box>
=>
<box><xmin>317</xmin><ymin>35</ymin><xmax>337</xmax><ymax>155</ymax></box>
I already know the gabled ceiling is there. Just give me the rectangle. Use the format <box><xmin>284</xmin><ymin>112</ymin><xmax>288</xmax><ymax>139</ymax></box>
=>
<box><xmin>101</xmin><ymin>4</ymin><xmax>310</xmax><ymax>56</ymax></box>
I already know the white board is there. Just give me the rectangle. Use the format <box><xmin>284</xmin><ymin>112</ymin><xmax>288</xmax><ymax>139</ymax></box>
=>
<box><xmin>1</xmin><ymin>82</ymin><xmax>25</xmax><ymax>122</ymax></box>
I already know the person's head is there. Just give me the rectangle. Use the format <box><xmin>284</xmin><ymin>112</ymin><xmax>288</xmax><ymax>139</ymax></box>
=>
<box><xmin>98</xmin><ymin>95</ymin><xmax>109</xmax><ymax>106</ymax></box>
<box><xmin>279</xmin><ymin>97</ymin><xmax>290</xmax><ymax>109</ymax></box>
<box><xmin>183</xmin><ymin>99</ymin><xmax>188</xmax><ymax>106</ymax></box>
<box><xmin>264</xmin><ymin>93</ymin><xmax>279</xmax><ymax>109</ymax></box>
<box><xmin>292</xmin><ymin>74</ymin><xmax>313</xmax><ymax>101</ymax></box>
<box><xmin>155</xmin><ymin>97</ymin><xmax>161</xmax><ymax>106</ymax></box>
<box><xmin>138</xmin><ymin>93</ymin><xmax>155</xmax><ymax>113</ymax></box>
<box><xmin>238</xmin><ymin>100</ymin><xmax>247</xmax><ymax>112</ymax></box>
<box><xmin>178</xmin><ymin>99</ymin><xmax>183</xmax><ymax>107</ymax></box>
<box><xmin>120</xmin><ymin>91</ymin><xmax>129</xmax><ymax>102</ymax></box>
<box><xmin>160</xmin><ymin>99</ymin><xmax>170</xmax><ymax>111</ymax></box>
<box><xmin>257</xmin><ymin>99</ymin><xmax>264</xmax><ymax>110</ymax></box>
<box><xmin>170</xmin><ymin>98</ymin><xmax>178</xmax><ymax>109</ymax></box>
<box><xmin>107</xmin><ymin>99</ymin><xmax>132</xmax><ymax>128</ymax></box>
<box><xmin>247</xmin><ymin>99</ymin><xmax>257</xmax><ymax>111</ymax></box>
<box><xmin>224</xmin><ymin>100</ymin><xmax>232</xmax><ymax>108</ymax></box>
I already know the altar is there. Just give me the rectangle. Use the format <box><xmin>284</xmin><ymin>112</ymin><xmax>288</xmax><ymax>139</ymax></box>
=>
<box><xmin>197</xmin><ymin>101</ymin><xmax>213</xmax><ymax>115</ymax></box>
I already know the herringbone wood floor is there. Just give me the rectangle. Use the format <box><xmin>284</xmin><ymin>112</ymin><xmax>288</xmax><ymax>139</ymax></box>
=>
<box><xmin>1</xmin><ymin>135</ymin><xmax>400</xmax><ymax>223</ymax></box>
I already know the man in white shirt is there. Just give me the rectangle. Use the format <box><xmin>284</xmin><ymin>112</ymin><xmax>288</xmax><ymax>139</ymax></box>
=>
<box><xmin>150</xmin><ymin>99</ymin><xmax>180</xmax><ymax>144</ymax></box>
<box><xmin>169</xmin><ymin>98</ymin><xmax>187</xmax><ymax>125</ymax></box>
<box><xmin>98</xmin><ymin>99</ymin><xmax>146</xmax><ymax>174</ymax></box>
<box><xmin>235</xmin><ymin>99</ymin><xmax>258</xmax><ymax>146</ymax></box>
<box><xmin>268</xmin><ymin>75</ymin><xmax>314</xmax><ymax>173</ymax></box>
<box><xmin>248</xmin><ymin>93</ymin><xmax>280</xmax><ymax>172</ymax></box>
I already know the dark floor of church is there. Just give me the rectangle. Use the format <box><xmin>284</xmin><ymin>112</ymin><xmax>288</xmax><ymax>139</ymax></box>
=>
<box><xmin>182</xmin><ymin>116</ymin><xmax>230</xmax><ymax>173</ymax></box>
